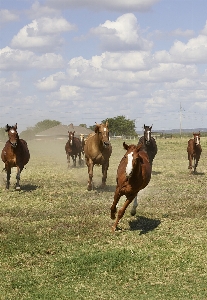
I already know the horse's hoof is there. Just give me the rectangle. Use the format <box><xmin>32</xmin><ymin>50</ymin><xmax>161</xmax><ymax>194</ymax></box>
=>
<box><xmin>111</xmin><ymin>213</ymin><xmax>116</xmax><ymax>220</ymax></box>
<box><xmin>87</xmin><ymin>185</ymin><xmax>92</xmax><ymax>191</ymax></box>
<box><xmin>131</xmin><ymin>206</ymin><xmax>137</xmax><ymax>216</ymax></box>
<box><xmin>111</xmin><ymin>226</ymin><xmax>116</xmax><ymax>233</ymax></box>
<box><xmin>15</xmin><ymin>186</ymin><xmax>21</xmax><ymax>191</ymax></box>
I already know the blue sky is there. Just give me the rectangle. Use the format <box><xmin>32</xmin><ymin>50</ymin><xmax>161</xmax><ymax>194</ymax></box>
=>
<box><xmin>1</xmin><ymin>0</ymin><xmax>207</xmax><ymax>132</ymax></box>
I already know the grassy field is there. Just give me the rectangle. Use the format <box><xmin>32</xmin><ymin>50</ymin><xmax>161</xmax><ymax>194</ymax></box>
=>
<box><xmin>0</xmin><ymin>137</ymin><xmax>207</xmax><ymax>299</ymax></box>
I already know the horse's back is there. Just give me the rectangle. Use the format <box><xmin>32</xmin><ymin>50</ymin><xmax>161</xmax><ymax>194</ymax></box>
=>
<box><xmin>19</xmin><ymin>139</ymin><xmax>30</xmax><ymax>165</ymax></box>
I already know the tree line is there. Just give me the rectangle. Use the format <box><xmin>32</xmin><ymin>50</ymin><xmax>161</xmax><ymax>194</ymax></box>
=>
<box><xmin>0</xmin><ymin>116</ymin><xmax>137</xmax><ymax>141</ymax></box>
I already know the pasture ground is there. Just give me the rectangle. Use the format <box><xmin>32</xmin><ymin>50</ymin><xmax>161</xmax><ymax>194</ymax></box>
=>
<box><xmin>0</xmin><ymin>137</ymin><xmax>207</xmax><ymax>299</ymax></box>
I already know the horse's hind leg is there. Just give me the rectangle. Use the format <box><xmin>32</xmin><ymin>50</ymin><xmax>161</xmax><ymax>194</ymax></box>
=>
<box><xmin>131</xmin><ymin>195</ymin><xmax>138</xmax><ymax>216</ymax></box>
<box><xmin>100</xmin><ymin>162</ymin><xmax>109</xmax><ymax>188</ymax></box>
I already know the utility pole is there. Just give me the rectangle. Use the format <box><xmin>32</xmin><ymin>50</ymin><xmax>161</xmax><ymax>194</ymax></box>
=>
<box><xmin>180</xmin><ymin>102</ymin><xmax>182</xmax><ymax>138</ymax></box>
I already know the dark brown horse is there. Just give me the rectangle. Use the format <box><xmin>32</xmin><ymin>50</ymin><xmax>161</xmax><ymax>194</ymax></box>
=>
<box><xmin>187</xmin><ymin>132</ymin><xmax>202</xmax><ymax>174</ymax></box>
<box><xmin>110</xmin><ymin>142</ymin><xmax>151</xmax><ymax>232</ymax></box>
<box><xmin>138</xmin><ymin>124</ymin><xmax>157</xmax><ymax>166</ymax></box>
<box><xmin>1</xmin><ymin>123</ymin><xmax>30</xmax><ymax>190</ymax></box>
<box><xmin>84</xmin><ymin>121</ymin><xmax>112</xmax><ymax>190</ymax></box>
<box><xmin>65</xmin><ymin>131</ymin><xmax>82</xmax><ymax>167</ymax></box>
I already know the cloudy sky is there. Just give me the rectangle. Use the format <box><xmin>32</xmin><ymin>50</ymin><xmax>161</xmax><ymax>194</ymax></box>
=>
<box><xmin>1</xmin><ymin>0</ymin><xmax>207</xmax><ymax>132</ymax></box>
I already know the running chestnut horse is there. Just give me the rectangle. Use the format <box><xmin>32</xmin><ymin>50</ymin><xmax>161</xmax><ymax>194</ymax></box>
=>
<box><xmin>65</xmin><ymin>131</ymin><xmax>82</xmax><ymax>167</ymax></box>
<box><xmin>84</xmin><ymin>121</ymin><xmax>112</xmax><ymax>190</ymax></box>
<box><xmin>1</xmin><ymin>123</ymin><xmax>30</xmax><ymax>190</ymax></box>
<box><xmin>111</xmin><ymin>142</ymin><xmax>151</xmax><ymax>232</ymax></box>
<box><xmin>138</xmin><ymin>124</ymin><xmax>157</xmax><ymax>166</ymax></box>
<box><xmin>187</xmin><ymin>132</ymin><xmax>202</xmax><ymax>174</ymax></box>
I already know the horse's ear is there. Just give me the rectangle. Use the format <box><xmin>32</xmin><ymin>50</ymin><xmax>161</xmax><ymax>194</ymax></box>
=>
<box><xmin>123</xmin><ymin>142</ymin><xmax>129</xmax><ymax>150</ymax></box>
<box><xmin>73</xmin><ymin>131</ymin><xmax>75</xmax><ymax>134</ymax></box>
<box><xmin>14</xmin><ymin>123</ymin><xmax>17</xmax><ymax>130</ymax></box>
<box><xmin>143</xmin><ymin>124</ymin><xmax>146</xmax><ymax>129</ymax></box>
<box><xmin>94</xmin><ymin>125</ymin><xmax>99</xmax><ymax>133</ymax></box>
<box><xmin>5</xmin><ymin>124</ymin><xmax>9</xmax><ymax>132</ymax></box>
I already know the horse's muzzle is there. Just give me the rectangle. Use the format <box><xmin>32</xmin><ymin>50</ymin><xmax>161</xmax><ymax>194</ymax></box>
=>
<box><xmin>103</xmin><ymin>141</ymin><xmax>110</xmax><ymax>147</ymax></box>
<box><xmin>10</xmin><ymin>142</ymin><xmax>17</xmax><ymax>148</ymax></box>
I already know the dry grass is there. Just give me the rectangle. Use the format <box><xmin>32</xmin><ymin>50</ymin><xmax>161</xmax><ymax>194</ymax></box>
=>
<box><xmin>0</xmin><ymin>137</ymin><xmax>207</xmax><ymax>299</ymax></box>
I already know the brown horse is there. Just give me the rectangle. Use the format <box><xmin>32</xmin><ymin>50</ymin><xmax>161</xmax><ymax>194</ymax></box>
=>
<box><xmin>187</xmin><ymin>132</ymin><xmax>202</xmax><ymax>174</ymax></box>
<box><xmin>1</xmin><ymin>123</ymin><xmax>30</xmax><ymax>190</ymax></box>
<box><xmin>138</xmin><ymin>124</ymin><xmax>157</xmax><ymax>166</ymax></box>
<box><xmin>65</xmin><ymin>131</ymin><xmax>82</xmax><ymax>167</ymax></box>
<box><xmin>80</xmin><ymin>133</ymin><xmax>85</xmax><ymax>155</ymax></box>
<box><xmin>110</xmin><ymin>142</ymin><xmax>151</xmax><ymax>232</ymax></box>
<box><xmin>84</xmin><ymin>121</ymin><xmax>112</xmax><ymax>190</ymax></box>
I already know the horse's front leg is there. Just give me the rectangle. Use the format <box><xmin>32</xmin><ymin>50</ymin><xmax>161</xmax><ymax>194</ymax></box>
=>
<box><xmin>78</xmin><ymin>152</ymin><xmax>82</xmax><ymax>166</ymax></box>
<box><xmin>87</xmin><ymin>158</ymin><xmax>94</xmax><ymax>191</ymax></box>
<box><xmin>72</xmin><ymin>155</ymin><xmax>76</xmax><ymax>167</ymax></box>
<box><xmin>112</xmin><ymin>197</ymin><xmax>134</xmax><ymax>233</ymax></box>
<box><xmin>67</xmin><ymin>153</ymin><xmax>70</xmax><ymax>168</ymax></box>
<box><xmin>100</xmin><ymin>162</ymin><xmax>109</xmax><ymax>188</ymax></box>
<box><xmin>130</xmin><ymin>195</ymin><xmax>138</xmax><ymax>216</ymax></box>
<box><xmin>15</xmin><ymin>166</ymin><xmax>21</xmax><ymax>191</ymax></box>
<box><xmin>188</xmin><ymin>154</ymin><xmax>193</xmax><ymax>173</ymax></box>
<box><xmin>194</xmin><ymin>157</ymin><xmax>198</xmax><ymax>173</ymax></box>
<box><xmin>5</xmin><ymin>165</ymin><xmax>11</xmax><ymax>189</ymax></box>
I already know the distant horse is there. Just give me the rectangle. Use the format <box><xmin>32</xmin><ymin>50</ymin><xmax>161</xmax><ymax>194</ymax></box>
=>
<box><xmin>110</xmin><ymin>142</ymin><xmax>151</xmax><ymax>232</ymax></box>
<box><xmin>1</xmin><ymin>123</ymin><xmax>30</xmax><ymax>190</ymax></box>
<box><xmin>187</xmin><ymin>132</ymin><xmax>202</xmax><ymax>174</ymax></box>
<box><xmin>138</xmin><ymin>124</ymin><xmax>157</xmax><ymax>166</ymax></box>
<box><xmin>80</xmin><ymin>134</ymin><xmax>85</xmax><ymax>155</ymax></box>
<box><xmin>84</xmin><ymin>121</ymin><xmax>112</xmax><ymax>190</ymax></box>
<box><xmin>65</xmin><ymin>131</ymin><xmax>82</xmax><ymax>167</ymax></box>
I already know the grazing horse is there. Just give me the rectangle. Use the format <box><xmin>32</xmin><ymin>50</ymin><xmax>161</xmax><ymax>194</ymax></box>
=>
<box><xmin>187</xmin><ymin>132</ymin><xmax>202</xmax><ymax>174</ymax></box>
<box><xmin>65</xmin><ymin>131</ymin><xmax>82</xmax><ymax>167</ymax></box>
<box><xmin>1</xmin><ymin>123</ymin><xmax>30</xmax><ymax>190</ymax></box>
<box><xmin>110</xmin><ymin>142</ymin><xmax>151</xmax><ymax>232</ymax></box>
<box><xmin>84</xmin><ymin>121</ymin><xmax>112</xmax><ymax>190</ymax></box>
<box><xmin>138</xmin><ymin>124</ymin><xmax>157</xmax><ymax>166</ymax></box>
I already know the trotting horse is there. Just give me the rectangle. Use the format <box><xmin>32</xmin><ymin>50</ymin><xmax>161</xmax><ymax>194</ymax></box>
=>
<box><xmin>1</xmin><ymin>123</ymin><xmax>30</xmax><ymax>190</ymax></box>
<box><xmin>65</xmin><ymin>131</ymin><xmax>82</xmax><ymax>167</ymax></box>
<box><xmin>110</xmin><ymin>142</ymin><xmax>151</xmax><ymax>232</ymax></box>
<box><xmin>129</xmin><ymin>124</ymin><xmax>157</xmax><ymax>216</ymax></box>
<box><xmin>187</xmin><ymin>132</ymin><xmax>202</xmax><ymax>174</ymax></box>
<box><xmin>84</xmin><ymin>121</ymin><xmax>112</xmax><ymax>191</ymax></box>
<box><xmin>138</xmin><ymin>124</ymin><xmax>157</xmax><ymax>166</ymax></box>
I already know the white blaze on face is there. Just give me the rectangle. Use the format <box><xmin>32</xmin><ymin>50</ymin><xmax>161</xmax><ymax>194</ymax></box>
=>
<box><xmin>126</xmin><ymin>152</ymin><xmax>133</xmax><ymax>177</ymax></box>
<box><xmin>147</xmin><ymin>130</ymin><xmax>150</xmax><ymax>141</ymax></box>
<box><xmin>10</xmin><ymin>129</ymin><xmax>15</xmax><ymax>133</ymax></box>
<box><xmin>195</xmin><ymin>135</ymin><xmax>200</xmax><ymax>145</ymax></box>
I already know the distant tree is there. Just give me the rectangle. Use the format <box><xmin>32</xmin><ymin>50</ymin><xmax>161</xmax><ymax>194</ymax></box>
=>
<box><xmin>102</xmin><ymin>116</ymin><xmax>137</xmax><ymax>136</ymax></box>
<box><xmin>34</xmin><ymin>119</ymin><xmax>61</xmax><ymax>133</ymax></box>
<box><xmin>0</xmin><ymin>127</ymin><xmax>7</xmax><ymax>142</ymax></box>
<box><xmin>79</xmin><ymin>124</ymin><xmax>87</xmax><ymax>128</ymax></box>
<box><xmin>20</xmin><ymin>128</ymin><xmax>35</xmax><ymax>140</ymax></box>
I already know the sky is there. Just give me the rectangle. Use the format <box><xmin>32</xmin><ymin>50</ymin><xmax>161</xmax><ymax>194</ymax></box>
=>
<box><xmin>1</xmin><ymin>0</ymin><xmax>207</xmax><ymax>133</ymax></box>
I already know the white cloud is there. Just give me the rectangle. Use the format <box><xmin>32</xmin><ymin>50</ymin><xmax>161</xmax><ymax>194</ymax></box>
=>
<box><xmin>0</xmin><ymin>76</ymin><xmax>20</xmax><ymax>94</ymax></box>
<box><xmin>35</xmin><ymin>72</ymin><xmax>66</xmax><ymax>91</ymax></box>
<box><xmin>11</xmin><ymin>17</ymin><xmax>76</xmax><ymax>51</ymax></box>
<box><xmin>170</xmin><ymin>28</ymin><xmax>194</xmax><ymax>38</ymax></box>
<box><xmin>0</xmin><ymin>47</ymin><xmax>64</xmax><ymax>70</ymax></box>
<box><xmin>45</xmin><ymin>0</ymin><xmax>160</xmax><ymax>12</ymax></box>
<box><xmin>91</xmin><ymin>14</ymin><xmax>153</xmax><ymax>51</ymax></box>
<box><xmin>169</xmin><ymin>35</ymin><xmax>207</xmax><ymax>64</ymax></box>
<box><xmin>27</xmin><ymin>1</ymin><xmax>59</xmax><ymax>19</ymax></box>
<box><xmin>0</xmin><ymin>9</ymin><xmax>19</xmax><ymax>25</ymax></box>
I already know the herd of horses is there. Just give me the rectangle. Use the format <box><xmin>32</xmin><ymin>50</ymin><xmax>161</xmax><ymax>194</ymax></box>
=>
<box><xmin>1</xmin><ymin>122</ymin><xmax>202</xmax><ymax>232</ymax></box>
